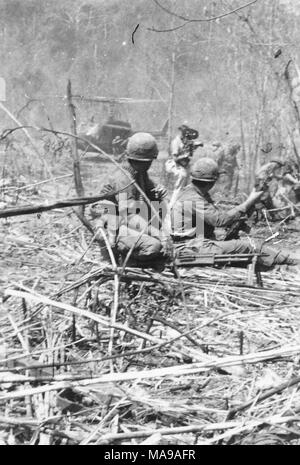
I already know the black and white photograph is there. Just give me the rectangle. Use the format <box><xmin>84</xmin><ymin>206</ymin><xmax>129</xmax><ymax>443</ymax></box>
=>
<box><xmin>0</xmin><ymin>0</ymin><xmax>300</xmax><ymax>449</ymax></box>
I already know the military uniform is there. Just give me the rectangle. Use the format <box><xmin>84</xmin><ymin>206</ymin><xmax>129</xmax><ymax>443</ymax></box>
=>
<box><xmin>90</xmin><ymin>133</ymin><xmax>167</xmax><ymax>264</ymax></box>
<box><xmin>220</xmin><ymin>143</ymin><xmax>240</xmax><ymax>194</ymax></box>
<box><xmin>165</xmin><ymin>158</ymin><xmax>191</xmax><ymax>209</ymax></box>
<box><xmin>255</xmin><ymin>161</ymin><xmax>299</xmax><ymax>220</ymax></box>
<box><xmin>170</xmin><ymin>159</ymin><xmax>298</xmax><ymax>269</ymax></box>
<box><xmin>167</xmin><ymin>125</ymin><xmax>201</xmax><ymax>208</ymax></box>
<box><xmin>170</xmin><ymin>134</ymin><xmax>185</xmax><ymax>158</ymax></box>
<box><xmin>203</xmin><ymin>142</ymin><xmax>225</xmax><ymax>169</ymax></box>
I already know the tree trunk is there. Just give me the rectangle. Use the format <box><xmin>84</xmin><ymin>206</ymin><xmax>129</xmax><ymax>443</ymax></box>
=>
<box><xmin>167</xmin><ymin>51</ymin><xmax>176</xmax><ymax>154</ymax></box>
<box><xmin>66</xmin><ymin>79</ymin><xmax>85</xmax><ymax>198</ymax></box>
<box><xmin>237</xmin><ymin>50</ymin><xmax>246</xmax><ymax>194</ymax></box>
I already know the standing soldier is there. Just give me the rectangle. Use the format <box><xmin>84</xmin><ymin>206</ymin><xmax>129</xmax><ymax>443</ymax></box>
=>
<box><xmin>201</xmin><ymin>139</ymin><xmax>239</xmax><ymax>195</ymax></box>
<box><xmin>166</xmin><ymin>124</ymin><xmax>202</xmax><ymax>207</ymax></box>
<box><xmin>205</xmin><ymin>141</ymin><xmax>225</xmax><ymax>169</ymax></box>
<box><xmin>221</xmin><ymin>141</ymin><xmax>240</xmax><ymax>195</ymax></box>
<box><xmin>90</xmin><ymin>132</ymin><xmax>168</xmax><ymax>266</ymax></box>
<box><xmin>169</xmin><ymin>125</ymin><xmax>186</xmax><ymax>159</ymax></box>
<box><xmin>169</xmin><ymin>124</ymin><xmax>199</xmax><ymax>159</ymax></box>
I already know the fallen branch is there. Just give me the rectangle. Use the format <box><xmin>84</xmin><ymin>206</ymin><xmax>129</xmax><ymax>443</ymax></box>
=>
<box><xmin>97</xmin><ymin>414</ymin><xmax>300</xmax><ymax>444</ymax></box>
<box><xmin>226</xmin><ymin>375</ymin><xmax>300</xmax><ymax>420</ymax></box>
<box><xmin>4</xmin><ymin>289</ymin><xmax>160</xmax><ymax>344</ymax></box>
<box><xmin>0</xmin><ymin>187</ymin><xmax>132</xmax><ymax>219</ymax></box>
<box><xmin>98</xmin><ymin>227</ymin><xmax>119</xmax><ymax>367</ymax></box>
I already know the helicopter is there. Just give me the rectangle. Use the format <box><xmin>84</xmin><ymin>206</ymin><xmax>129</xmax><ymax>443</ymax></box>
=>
<box><xmin>75</xmin><ymin>96</ymin><xmax>168</xmax><ymax>155</ymax></box>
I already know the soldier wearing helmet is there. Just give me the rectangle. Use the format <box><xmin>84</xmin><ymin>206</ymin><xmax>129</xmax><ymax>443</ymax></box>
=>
<box><xmin>253</xmin><ymin>157</ymin><xmax>300</xmax><ymax>221</ymax></box>
<box><xmin>170</xmin><ymin>157</ymin><xmax>300</xmax><ymax>269</ymax></box>
<box><xmin>90</xmin><ymin>132</ymin><xmax>168</xmax><ymax>265</ymax></box>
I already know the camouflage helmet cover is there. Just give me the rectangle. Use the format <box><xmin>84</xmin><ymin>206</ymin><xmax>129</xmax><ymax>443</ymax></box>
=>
<box><xmin>191</xmin><ymin>157</ymin><xmax>219</xmax><ymax>181</ymax></box>
<box><xmin>126</xmin><ymin>132</ymin><xmax>158</xmax><ymax>161</ymax></box>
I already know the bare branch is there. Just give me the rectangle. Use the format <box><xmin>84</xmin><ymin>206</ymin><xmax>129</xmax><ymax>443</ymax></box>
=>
<box><xmin>148</xmin><ymin>0</ymin><xmax>259</xmax><ymax>33</ymax></box>
<box><xmin>149</xmin><ymin>22</ymin><xmax>190</xmax><ymax>33</ymax></box>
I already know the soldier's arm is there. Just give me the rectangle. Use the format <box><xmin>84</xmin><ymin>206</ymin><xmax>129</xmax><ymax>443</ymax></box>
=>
<box><xmin>283</xmin><ymin>173</ymin><xmax>298</xmax><ymax>184</ymax></box>
<box><xmin>127</xmin><ymin>214</ymin><xmax>162</xmax><ymax>239</ymax></box>
<box><xmin>98</xmin><ymin>170</ymin><xmax>135</xmax><ymax>205</ymax></box>
<box><xmin>170</xmin><ymin>135</ymin><xmax>183</xmax><ymax>157</ymax></box>
<box><xmin>89</xmin><ymin>174</ymin><xmax>123</xmax><ymax>221</ymax></box>
<box><xmin>165</xmin><ymin>159</ymin><xmax>177</xmax><ymax>174</ymax></box>
<box><xmin>91</xmin><ymin>208</ymin><xmax>118</xmax><ymax>247</ymax></box>
<box><xmin>146</xmin><ymin>178</ymin><xmax>167</xmax><ymax>202</ymax></box>
<box><xmin>198</xmin><ymin>190</ymin><xmax>263</xmax><ymax>228</ymax></box>
<box><xmin>199</xmin><ymin>202</ymin><xmax>246</xmax><ymax>228</ymax></box>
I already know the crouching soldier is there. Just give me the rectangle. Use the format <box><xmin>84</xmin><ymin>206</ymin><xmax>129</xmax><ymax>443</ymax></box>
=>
<box><xmin>170</xmin><ymin>158</ymin><xmax>300</xmax><ymax>269</ymax></box>
<box><xmin>255</xmin><ymin>160</ymin><xmax>300</xmax><ymax>221</ymax></box>
<box><xmin>90</xmin><ymin>132</ymin><xmax>168</xmax><ymax>266</ymax></box>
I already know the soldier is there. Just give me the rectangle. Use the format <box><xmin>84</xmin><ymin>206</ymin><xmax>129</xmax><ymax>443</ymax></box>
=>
<box><xmin>170</xmin><ymin>124</ymin><xmax>200</xmax><ymax>159</ymax></box>
<box><xmin>166</xmin><ymin>124</ymin><xmax>202</xmax><ymax>206</ymax></box>
<box><xmin>90</xmin><ymin>132</ymin><xmax>168</xmax><ymax>266</ymax></box>
<box><xmin>170</xmin><ymin>158</ymin><xmax>300</xmax><ymax>269</ymax></box>
<box><xmin>210</xmin><ymin>141</ymin><xmax>225</xmax><ymax>168</ymax></box>
<box><xmin>170</xmin><ymin>125</ymin><xmax>186</xmax><ymax>159</ymax></box>
<box><xmin>201</xmin><ymin>140</ymin><xmax>239</xmax><ymax>195</ymax></box>
<box><xmin>221</xmin><ymin>141</ymin><xmax>240</xmax><ymax>195</ymax></box>
<box><xmin>255</xmin><ymin>159</ymin><xmax>300</xmax><ymax>220</ymax></box>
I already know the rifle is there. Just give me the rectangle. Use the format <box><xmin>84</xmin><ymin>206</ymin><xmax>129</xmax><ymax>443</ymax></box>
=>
<box><xmin>183</xmin><ymin>140</ymin><xmax>204</xmax><ymax>158</ymax></box>
<box><xmin>223</xmin><ymin>215</ymin><xmax>252</xmax><ymax>241</ymax></box>
<box><xmin>174</xmin><ymin>251</ymin><xmax>265</xmax><ymax>268</ymax></box>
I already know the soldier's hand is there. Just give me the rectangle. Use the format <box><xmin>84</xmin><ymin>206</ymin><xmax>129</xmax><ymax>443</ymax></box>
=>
<box><xmin>242</xmin><ymin>188</ymin><xmax>264</xmax><ymax>212</ymax></box>
<box><xmin>294</xmin><ymin>182</ymin><xmax>300</xmax><ymax>190</ymax></box>
<box><xmin>152</xmin><ymin>185</ymin><xmax>168</xmax><ymax>200</ymax></box>
<box><xmin>193</xmin><ymin>141</ymin><xmax>204</xmax><ymax>148</ymax></box>
<box><xmin>248</xmin><ymin>188</ymin><xmax>264</xmax><ymax>201</ymax></box>
<box><xmin>90</xmin><ymin>203</ymin><xmax>104</xmax><ymax>219</ymax></box>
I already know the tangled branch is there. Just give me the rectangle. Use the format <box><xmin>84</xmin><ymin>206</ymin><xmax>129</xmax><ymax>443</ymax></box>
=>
<box><xmin>148</xmin><ymin>0</ymin><xmax>259</xmax><ymax>33</ymax></box>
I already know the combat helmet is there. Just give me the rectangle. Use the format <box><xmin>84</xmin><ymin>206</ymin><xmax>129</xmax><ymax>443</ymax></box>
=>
<box><xmin>191</xmin><ymin>157</ymin><xmax>219</xmax><ymax>181</ymax></box>
<box><xmin>126</xmin><ymin>132</ymin><xmax>158</xmax><ymax>161</ymax></box>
